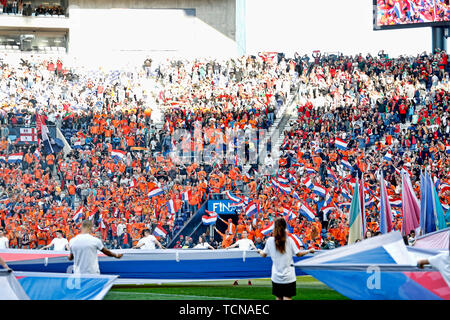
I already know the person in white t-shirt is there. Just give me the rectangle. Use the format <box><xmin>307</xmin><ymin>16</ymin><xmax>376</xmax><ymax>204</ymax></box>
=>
<box><xmin>0</xmin><ymin>229</ymin><xmax>9</xmax><ymax>249</ymax></box>
<box><xmin>258</xmin><ymin>217</ymin><xmax>314</xmax><ymax>300</ymax></box>
<box><xmin>226</xmin><ymin>230</ymin><xmax>258</xmax><ymax>286</ymax></box>
<box><xmin>193</xmin><ymin>235</ymin><xmax>214</xmax><ymax>250</ymax></box>
<box><xmin>133</xmin><ymin>229</ymin><xmax>163</xmax><ymax>250</ymax></box>
<box><xmin>42</xmin><ymin>230</ymin><xmax>69</xmax><ymax>251</ymax></box>
<box><xmin>68</xmin><ymin>220</ymin><xmax>123</xmax><ymax>274</ymax></box>
<box><xmin>227</xmin><ymin>230</ymin><xmax>257</xmax><ymax>251</ymax></box>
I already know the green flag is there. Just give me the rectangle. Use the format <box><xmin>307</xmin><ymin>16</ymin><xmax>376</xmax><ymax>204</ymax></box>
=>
<box><xmin>348</xmin><ymin>177</ymin><xmax>363</xmax><ymax>244</ymax></box>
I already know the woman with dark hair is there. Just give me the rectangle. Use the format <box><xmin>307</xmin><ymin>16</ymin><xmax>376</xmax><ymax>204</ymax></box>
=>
<box><xmin>258</xmin><ymin>217</ymin><xmax>314</xmax><ymax>300</ymax></box>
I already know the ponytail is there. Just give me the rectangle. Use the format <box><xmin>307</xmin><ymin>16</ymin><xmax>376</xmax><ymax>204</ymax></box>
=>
<box><xmin>274</xmin><ymin>217</ymin><xmax>287</xmax><ymax>254</ymax></box>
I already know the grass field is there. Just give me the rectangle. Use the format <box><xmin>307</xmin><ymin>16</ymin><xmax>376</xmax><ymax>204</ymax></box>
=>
<box><xmin>104</xmin><ymin>276</ymin><xmax>348</xmax><ymax>300</ymax></box>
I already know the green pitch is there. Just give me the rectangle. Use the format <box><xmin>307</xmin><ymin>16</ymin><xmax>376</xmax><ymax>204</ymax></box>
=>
<box><xmin>104</xmin><ymin>276</ymin><xmax>348</xmax><ymax>300</ymax></box>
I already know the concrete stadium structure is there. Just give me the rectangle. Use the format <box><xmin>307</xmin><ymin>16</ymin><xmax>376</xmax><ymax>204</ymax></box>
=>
<box><xmin>0</xmin><ymin>0</ymin><xmax>246</xmax><ymax>63</ymax></box>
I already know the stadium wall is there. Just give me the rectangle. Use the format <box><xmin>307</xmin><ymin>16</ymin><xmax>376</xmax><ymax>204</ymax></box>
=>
<box><xmin>68</xmin><ymin>0</ymin><xmax>238</xmax><ymax>60</ymax></box>
<box><xmin>0</xmin><ymin>0</ymin><xmax>240</xmax><ymax>63</ymax></box>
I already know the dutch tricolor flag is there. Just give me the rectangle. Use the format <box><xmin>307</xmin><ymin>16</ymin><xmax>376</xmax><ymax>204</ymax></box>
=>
<box><xmin>278</xmin><ymin>182</ymin><xmax>292</xmax><ymax>195</ymax></box>
<box><xmin>0</xmin><ymin>155</ymin><xmax>5</xmax><ymax>162</ymax></box>
<box><xmin>288</xmin><ymin>233</ymin><xmax>307</xmax><ymax>250</ymax></box>
<box><xmin>327</xmin><ymin>168</ymin><xmax>338</xmax><ymax>183</ymax></box>
<box><xmin>338</xmin><ymin>202</ymin><xmax>351</xmax><ymax>209</ymax></box>
<box><xmin>384</xmin><ymin>151</ymin><xmax>392</xmax><ymax>162</ymax></box>
<box><xmin>389</xmin><ymin>198</ymin><xmax>402</xmax><ymax>208</ymax></box>
<box><xmin>341</xmin><ymin>187</ymin><xmax>352</xmax><ymax>200</ymax></box>
<box><xmin>34</xmin><ymin>149</ymin><xmax>41</xmax><ymax>161</ymax></box>
<box><xmin>306</xmin><ymin>167</ymin><xmax>317</xmax><ymax>175</ymax></box>
<box><xmin>225</xmin><ymin>191</ymin><xmax>243</xmax><ymax>204</ymax></box>
<box><xmin>302</xmin><ymin>177</ymin><xmax>313</xmax><ymax>190</ymax></box>
<box><xmin>321</xmin><ymin>204</ymin><xmax>336</xmax><ymax>216</ymax></box>
<box><xmin>341</xmin><ymin>159</ymin><xmax>353</xmax><ymax>171</ymax></box>
<box><xmin>289</xmin><ymin>173</ymin><xmax>298</xmax><ymax>185</ymax></box>
<box><xmin>202</xmin><ymin>211</ymin><xmax>218</xmax><ymax>225</ymax></box>
<box><xmin>153</xmin><ymin>225</ymin><xmax>167</xmax><ymax>238</ymax></box>
<box><xmin>73</xmin><ymin>206</ymin><xmax>83</xmax><ymax>223</ymax></box>
<box><xmin>277</xmin><ymin>176</ymin><xmax>290</xmax><ymax>185</ymax></box>
<box><xmin>282</xmin><ymin>208</ymin><xmax>297</xmax><ymax>220</ymax></box>
<box><xmin>335</xmin><ymin>138</ymin><xmax>348</xmax><ymax>150</ymax></box>
<box><xmin>446</xmin><ymin>144</ymin><xmax>450</xmax><ymax>154</ymax></box>
<box><xmin>313</xmin><ymin>184</ymin><xmax>326</xmax><ymax>198</ymax></box>
<box><xmin>148</xmin><ymin>187</ymin><xmax>164</xmax><ymax>198</ymax></box>
<box><xmin>111</xmin><ymin>149</ymin><xmax>126</xmax><ymax>160</ymax></box>
<box><xmin>7</xmin><ymin>153</ymin><xmax>24</xmax><ymax>163</ymax></box>
<box><xmin>244</xmin><ymin>202</ymin><xmax>258</xmax><ymax>218</ymax></box>
<box><xmin>299</xmin><ymin>203</ymin><xmax>316</xmax><ymax>221</ymax></box>
<box><xmin>261</xmin><ymin>221</ymin><xmax>274</xmax><ymax>235</ymax></box>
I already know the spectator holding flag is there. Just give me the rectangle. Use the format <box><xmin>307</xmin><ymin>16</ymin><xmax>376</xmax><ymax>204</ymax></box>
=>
<box><xmin>258</xmin><ymin>217</ymin><xmax>315</xmax><ymax>300</ymax></box>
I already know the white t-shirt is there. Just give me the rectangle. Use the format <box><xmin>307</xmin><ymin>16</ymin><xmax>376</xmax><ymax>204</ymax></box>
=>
<box><xmin>137</xmin><ymin>235</ymin><xmax>157</xmax><ymax>250</ymax></box>
<box><xmin>50</xmin><ymin>238</ymin><xmax>69</xmax><ymax>251</ymax></box>
<box><xmin>194</xmin><ymin>242</ymin><xmax>210</xmax><ymax>249</ymax></box>
<box><xmin>0</xmin><ymin>236</ymin><xmax>9</xmax><ymax>249</ymax></box>
<box><xmin>428</xmin><ymin>253</ymin><xmax>450</xmax><ymax>287</ymax></box>
<box><xmin>263</xmin><ymin>236</ymin><xmax>300</xmax><ymax>284</ymax></box>
<box><xmin>236</xmin><ymin>238</ymin><xmax>255</xmax><ymax>251</ymax></box>
<box><xmin>69</xmin><ymin>234</ymin><xmax>104</xmax><ymax>274</ymax></box>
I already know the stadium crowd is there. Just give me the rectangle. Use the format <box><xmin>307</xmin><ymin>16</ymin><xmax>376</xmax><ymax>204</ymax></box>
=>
<box><xmin>0</xmin><ymin>49</ymin><xmax>449</xmax><ymax>252</ymax></box>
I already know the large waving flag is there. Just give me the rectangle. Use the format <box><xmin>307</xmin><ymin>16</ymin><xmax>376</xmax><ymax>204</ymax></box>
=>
<box><xmin>148</xmin><ymin>187</ymin><xmax>164</xmax><ymax>198</ymax></box>
<box><xmin>278</xmin><ymin>182</ymin><xmax>292</xmax><ymax>195</ymax></box>
<box><xmin>327</xmin><ymin>168</ymin><xmax>338</xmax><ymax>183</ymax></box>
<box><xmin>153</xmin><ymin>225</ymin><xmax>167</xmax><ymax>238</ymax></box>
<box><xmin>277</xmin><ymin>175</ymin><xmax>289</xmax><ymax>185</ymax></box>
<box><xmin>299</xmin><ymin>202</ymin><xmax>316</xmax><ymax>221</ymax></box>
<box><xmin>401</xmin><ymin>169</ymin><xmax>420</xmax><ymax>236</ymax></box>
<box><xmin>341</xmin><ymin>159</ymin><xmax>353</xmax><ymax>171</ymax></box>
<box><xmin>302</xmin><ymin>177</ymin><xmax>313</xmax><ymax>190</ymax></box>
<box><xmin>288</xmin><ymin>233</ymin><xmax>308</xmax><ymax>250</ymax></box>
<box><xmin>313</xmin><ymin>184</ymin><xmax>326</xmax><ymax>198</ymax></box>
<box><xmin>282</xmin><ymin>208</ymin><xmax>297</xmax><ymax>221</ymax></box>
<box><xmin>7</xmin><ymin>153</ymin><xmax>24</xmax><ymax>164</ymax></box>
<box><xmin>111</xmin><ymin>149</ymin><xmax>126</xmax><ymax>161</ymax></box>
<box><xmin>73</xmin><ymin>206</ymin><xmax>83</xmax><ymax>223</ymax></box>
<box><xmin>384</xmin><ymin>151</ymin><xmax>392</xmax><ymax>162</ymax></box>
<box><xmin>359</xmin><ymin>175</ymin><xmax>366</xmax><ymax>237</ymax></box>
<box><xmin>244</xmin><ymin>202</ymin><xmax>258</xmax><ymax>218</ymax></box>
<box><xmin>225</xmin><ymin>191</ymin><xmax>242</xmax><ymax>203</ymax></box>
<box><xmin>389</xmin><ymin>198</ymin><xmax>402</xmax><ymax>208</ymax></box>
<box><xmin>421</xmin><ymin>171</ymin><xmax>448</xmax><ymax>235</ymax></box>
<box><xmin>202</xmin><ymin>211</ymin><xmax>218</xmax><ymax>225</ymax></box>
<box><xmin>335</xmin><ymin>137</ymin><xmax>348</xmax><ymax>150</ymax></box>
<box><xmin>261</xmin><ymin>221</ymin><xmax>274</xmax><ymax>235</ymax></box>
<box><xmin>348</xmin><ymin>177</ymin><xmax>363</xmax><ymax>244</ymax></box>
<box><xmin>341</xmin><ymin>187</ymin><xmax>352</xmax><ymax>201</ymax></box>
<box><xmin>379</xmin><ymin>171</ymin><xmax>393</xmax><ymax>234</ymax></box>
